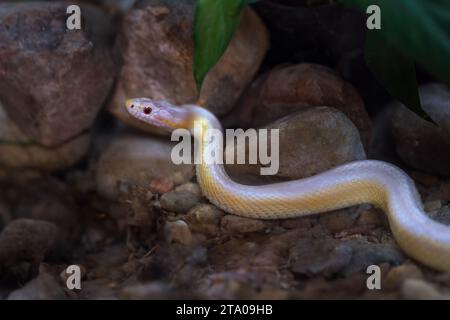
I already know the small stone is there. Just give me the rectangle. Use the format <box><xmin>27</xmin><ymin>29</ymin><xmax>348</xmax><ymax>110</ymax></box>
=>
<box><xmin>401</xmin><ymin>279</ymin><xmax>447</xmax><ymax>300</ymax></box>
<box><xmin>355</xmin><ymin>207</ymin><xmax>385</xmax><ymax>227</ymax></box>
<box><xmin>424</xmin><ymin>200</ymin><xmax>442</xmax><ymax>213</ymax></box>
<box><xmin>384</xmin><ymin>264</ymin><xmax>423</xmax><ymax>290</ymax></box>
<box><xmin>165</xmin><ymin>220</ymin><xmax>193</xmax><ymax>245</ymax></box>
<box><xmin>341</xmin><ymin>241</ymin><xmax>405</xmax><ymax>275</ymax></box>
<box><xmin>96</xmin><ymin>133</ymin><xmax>194</xmax><ymax>199</ymax></box>
<box><xmin>185</xmin><ymin>204</ymin><xmax>225</xmax><ymax>237</ymax></box>
<box><xmin>149</xmin><ymin>178</ymin><xmax>174</xmax><ymax>194</ymax></box>
<box><xmin>221</xmin><ymin>215</ymin><xmax>266</xmax><ymax>235</ymax></box>
<box><xmin>319</xmin><ymin>208</ymin><xmax>357</xmax><ymax>234</ymax></box>
<box><xmin>289</xmin><ymin>238</ymin><xmax>353</xmax><ymax>277</ymax></box>
<box><xmin>160</xmin><ymin>183</ymin><xmax>202</xmax><ymax>214</ymax></box>
<box><xmin>226</xmin><ymin>107</ymin><xmax>366</xmax><ymax>183</ymax></box>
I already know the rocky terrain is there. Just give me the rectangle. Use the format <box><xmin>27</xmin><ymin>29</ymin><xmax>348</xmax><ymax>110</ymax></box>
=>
<box><xmin>0</xmin><ymin>0</ymin><xmax>450</xmax><ymax>300</ymax></box>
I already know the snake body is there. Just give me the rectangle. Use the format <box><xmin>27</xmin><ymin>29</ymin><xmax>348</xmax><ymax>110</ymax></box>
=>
<box><xmin>126</xmin><ymin>98</ymin><xmax>450</xmax><ymax>271</ymax></box>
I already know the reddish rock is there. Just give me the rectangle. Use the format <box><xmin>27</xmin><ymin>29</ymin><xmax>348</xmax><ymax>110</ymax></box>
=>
<box><xmin>226</xmin><ymin>64</ymin><xmax>372</xmax><ymax>147</ymax></box>
<box><xmin>0</xmin><ymin>3</ymin><xmax>116</xmax><ymax>146</ymax></box>
<box><xmin>109</xmin><ymin>0</ymin><xmax>269</xmax><ymax>133</ymax></box>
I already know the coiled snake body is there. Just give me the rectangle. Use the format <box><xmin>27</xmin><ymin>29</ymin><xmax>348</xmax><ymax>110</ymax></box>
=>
<box><xmin>126</xmin><ymin>98</ymin><xmax>450</xmax><ymax>271</ymax></box>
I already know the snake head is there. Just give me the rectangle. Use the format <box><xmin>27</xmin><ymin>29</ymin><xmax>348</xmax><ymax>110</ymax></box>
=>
<box><xmin>125</xmin><ymin>98</ymin><xmax>180</xmax><ymax>131</ymax></box>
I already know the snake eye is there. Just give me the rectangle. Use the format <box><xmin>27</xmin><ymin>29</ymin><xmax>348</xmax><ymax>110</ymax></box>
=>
<box><xmin>143</xmin><ymin>107</ymin><xmax>152</xmax><ymax>115</ymax></box>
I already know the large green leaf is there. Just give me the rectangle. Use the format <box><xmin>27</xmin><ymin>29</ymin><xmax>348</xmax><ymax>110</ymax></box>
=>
<box><xmin>193</xmin><ymin>0</ymin><xmax>252</xmax><ymax>91</ymax></box>
<box><xmin>340</xmin><ymin>0</ymin><xmax>450</xmax><ymax>118</ymax></box>
<box><xmin>365</xmin><ymin>30</ymin><xmax>426</xmax><ymax>119</ymax></box>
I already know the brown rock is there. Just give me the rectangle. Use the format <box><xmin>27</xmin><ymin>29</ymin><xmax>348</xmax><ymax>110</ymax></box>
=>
<box><xmin>384</xmin><ymin>264</ymin><xmax>423</xmax><ymax>290</ymax></box>
<box><xmin>165</xmin><ymin>220</ymin><xmax>193</xmax><ymax>245</ymax></box>
<box><xmin>0</xmin><ymin>3</ymin><xmax>116</xmax><ymax>146</ymax></box>
<box><xmin>160</xmin><ymin>182</ymin><xmax>202</xmax><ymax>214</ymax></box>
<box><xmin>0</xmin><ymin>219</ymin><xmax>61</xmax><ymax>281</ymax></box>
<box><xmin>225</xmin><ymin>107</ymin><xmax>366</xmax><ymax>182</ymax></box>
<box><xmin>221</xmin><ymin>215</ymin><xmax>266</xmax><ymax>235</ymax></box>
<box><xmin>392</xmin><ymin>83</ymin><xmax>450</xmax><ymax>176</ymax></box>
<box><xmin>0</xmin><ymin>103</ymin><xmax>90</xmax><ymax>171</ymax></box>
<box><xmin>227</xmin><ymin>64</ymin><xmax>372</xmax><ymax>147</ymax></box>
<box><xmin>109</xmin><ymin>0</ymin><xmax>269</xmax><ymax>132</ymax></box>
<box><xmin>185</xmin><ymin>204</ymin><xmax>225</xmax><ymax>237</ymax></box>
<box><xmin>96</xmin><ymin>132</ymin><xmax>194</xmax><ymax>199</ymax></box>
<box><xmin>319</xmin><ymin>208</ymin><xmax>358</xmax><ymax>234</ymax></box>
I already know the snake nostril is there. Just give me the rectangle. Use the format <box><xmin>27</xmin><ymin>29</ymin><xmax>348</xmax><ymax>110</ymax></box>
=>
<box><xmin>143</xmin><ymin>107</ymin><xmax>152</xmax><ymax>115</ymax></box>
<box><xmin>130</xmin><ymin>104</ymin><xmax>134</xmax><ymax>109</ymax></box>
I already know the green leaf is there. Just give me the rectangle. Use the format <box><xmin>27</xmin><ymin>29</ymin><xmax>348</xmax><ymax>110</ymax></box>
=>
<box><xmin>365</xmin><ymin>31</ymin><xmax>426</xmax><ymax>119</ymax></box>
<box><xmin>340</xmin><ymin>0</ymin><xmax>450</xmax><ymax>119</ymax></box>
<box><xmin>193</xmin><ymin>0</ymin><xmax>252</xmax><ymax>91</ymax></box>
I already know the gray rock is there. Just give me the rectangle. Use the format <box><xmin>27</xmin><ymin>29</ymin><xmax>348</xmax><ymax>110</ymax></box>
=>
<box><xmin>0</xmin><ymin>104</ymin><xmax>90</xmax><ymax>171</ymax></box>
<box><xmin>225</xmin><ymin>107</ymin><xmax>366</xmax><ymax>183</ymax></box>
<box><xmin>165</xmin><ymin>220</ymin><xmax>193</xmax><ymax>245</ymax></box>
<box><xmin>160</xmin><ymin>183</ymin><xmax>201</xmax><ymax>213</ymax></box>
<box><xmin>185</xmin><ymin>204</ymin><xmax>225</xmax><ymax>237</ymax></box>
<box><xmin>7</xmin><ymin>265</ymin><xmax>67</xmax><ymax>300</ymax></box>
<box><xmin>342</xmin><ymin>241</ymin><xmax>405</xmax><ymax>275</ymax></box>
<box><xmin>109</xmin><ymin>0</ymin><xmax>269</xmax><ymax>133</ymax></box>
<box><xmin>0</xmin><ymin>3</ymin><xmax>116</xmax><ymax>146</ymax></box>
<box><xmin>392</xmin><ymin>83</ymin><xmax>450</xmax><ymax>176</ymax></box>
<box><xmin>96</xmin><ymin>133</ymin><xmax>194</xmax><ymax>199</ymax></box>
<box><xmin>290</xmin><ymin>237</ymin><xmax>353</xmax><ymax>277</ymax></box>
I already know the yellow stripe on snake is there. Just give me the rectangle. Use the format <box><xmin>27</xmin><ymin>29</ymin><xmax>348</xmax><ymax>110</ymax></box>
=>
<box><xmin>126</xmin><ymin>98</ymin><xmax>450</xmax><ymax>271</ymax></box>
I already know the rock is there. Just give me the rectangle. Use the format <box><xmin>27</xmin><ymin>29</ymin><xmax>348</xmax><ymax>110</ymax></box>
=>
<box><xmin>225</xmin><ymin>107</ymin><xmax>366</xmax><ymax>183</ymax></box>
<box><xmin>392</xmin><ymin>83</ymin><xmax>450</xmax><ymax>176</ymax></box>
<box><xmin>429</xmin><ymin>205</ymin><xmax>450</xmax><ymax>226</ymax></box>
<box><xmin>226</xmin><ymin>64</ymin><xmax>372</xmax><ymax>147</ymax></box>
<box><xmin>289</xmin><ymin>237</ymin><xmax>353</xmax><ymax>277</ymax></box>
<box><xmin>0</xmin><ymin>3</ymin><xmax>116</xmax><ymax>146</ymax></box>
<box><xmin>319</xmin><ymin>208</ymin><xmax>358</xmax><ymax>234</ymax></box>
<box><xmin>355</xmin><ymin>207</ymin><xmax>386</xmax><ymax>227</ymax></box>
<box><xmin>0</xmin><ymin>103</ymin><xmax>90</xmax><ymax>171</ymax></box>
<box><xmin>221</xmin><ymin>215</ymin><xmax>266</xmax><ymax>235</ymax></box>
<box><xmin>342</xmin><ymin>241</ymin><xmax>405</xmax><ymax>275</ymax></box>
<box><xmin>109</xmin><ymin>0</ymin><xmax>269</xmax><ymax>132</ymax></box>
<box><xmin>384</xmin><ymin>264</ymin><xmax>423</xmax><ymax>290</ymax></box>
<box><xmin>7</xmin><ymin>265</ymin><xmax>67</xmax><ymax>300</ymax></box>
<box><xmin>424</xmin><ymin>200</ymin><xmax>442</xmax><ymax>214</ymax></box>
<box><xmin>0</xmin><ymin>219</ymin><xmax>61</xmax><ymax>281</ymax></box>
<box><xmin>160</xmin><ymin>183</ymin><xmax>201</xmax><ymax>214</ymax></box>
<box><xmin>96</xmin><ymin>133</ymin><xmax>194</xmax><ymax>199</ymax></box>
<box><xmin>165</xmin><ymin>220</ymin><xmax>193</xmax><ymax>245</ymax></box>
<box><xmin>401</xmin><ymin>279</ymin><xmax>449</xmax><ymax>300</ymax></box>
<box><xmin>185</xmin><ymin>204</ymin><xmax>224</xmax><ymax>237</ymax></box>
